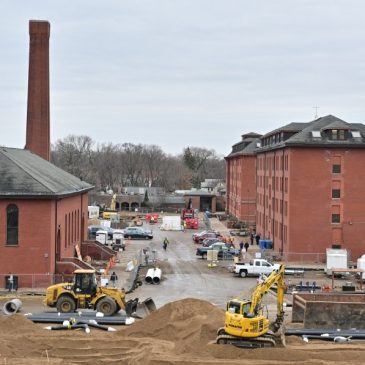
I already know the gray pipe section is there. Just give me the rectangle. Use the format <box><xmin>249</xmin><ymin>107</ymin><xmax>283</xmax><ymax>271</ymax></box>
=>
<box><xmin>3</xmin><ymin>299</ymin><xmax>22</xmax><ymax>315</ymax></box>
<box><xmin>145</xmin><ymin>268</ymin><xmax>154</xmax><ymax>284</ymax></box>
<box><xmin>152</xmin><ymin>268</ymin><xmax>162</xmax><ymax>284</ymax></box>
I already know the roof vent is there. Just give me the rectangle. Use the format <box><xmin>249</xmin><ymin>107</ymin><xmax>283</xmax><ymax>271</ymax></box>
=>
<box><xmin>312</xmin><ymin>131</ymin><xmax>321</xmax><ymax>138</ymax></box>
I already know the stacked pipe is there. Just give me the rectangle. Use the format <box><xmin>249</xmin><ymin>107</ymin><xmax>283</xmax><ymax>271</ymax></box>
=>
<box><xmin>145</xmin><ymin>268</ymin><xmax>162</xmax><ymax>284</ymax></box>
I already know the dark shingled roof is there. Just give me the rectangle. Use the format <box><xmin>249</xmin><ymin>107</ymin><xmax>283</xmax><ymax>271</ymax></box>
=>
<box><xmin>261</xmin><ymin>122</ymin><xmax>310</xmax><ymax>138</ymax></box>
<box><xmin>0</xmin><ymin>147</ymin><xmax>93</xmax><ymax>198</ymax></box>
<box><xmin>226</xmin><ymin>132</ymin><xmax>262</xmax><ymax>158</ymax></box>
<box><xmin>284</xmin><ymin>115</ymin><xmax>365</xmax><ymax>146</ymax></box>
<box><xmin>258</xmin><ymin>115</ymin><xmax>365</xmax><ymax>151</ymax></box>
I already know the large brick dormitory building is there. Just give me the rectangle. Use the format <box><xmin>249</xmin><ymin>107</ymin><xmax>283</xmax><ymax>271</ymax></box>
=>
<box><xmin>226</xmin><ymin>115</ymin><xmax>365</xmax><ymax>261</ymax></box>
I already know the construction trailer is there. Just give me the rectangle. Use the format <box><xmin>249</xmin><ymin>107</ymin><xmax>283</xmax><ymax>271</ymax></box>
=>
<box><xmin>161</xmin><ymin>216</ymin><xmax>182</xmax><ymax>231</ymax></box>
<box><xmin>326</xmin><ymin>248</ymin><xmax>349</xmax><ymax>275</ymax></box>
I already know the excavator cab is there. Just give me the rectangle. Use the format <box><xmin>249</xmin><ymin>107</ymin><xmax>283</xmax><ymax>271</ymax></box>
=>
<box><xmin>227</xmin><ymin>300</ymin><xmax>252</xmax><ymax>317</ymax></box>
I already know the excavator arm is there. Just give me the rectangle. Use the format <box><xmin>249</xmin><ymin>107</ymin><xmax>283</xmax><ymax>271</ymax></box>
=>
<box><xmin>110</xmin><ymin>194</ymin><xmax>117</xmax><ymax>211</ymax></box>
<box><xmin>249</xmin><ymin>264</ymin><xmax>285</xmax><ymax>330</ymax></box>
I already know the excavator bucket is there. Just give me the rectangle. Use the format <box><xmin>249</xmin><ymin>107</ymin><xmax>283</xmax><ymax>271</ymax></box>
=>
<box><xmin>125</xmin><ymin>297</ymin><xmax>156</xmax><ymax>319</ymax></box>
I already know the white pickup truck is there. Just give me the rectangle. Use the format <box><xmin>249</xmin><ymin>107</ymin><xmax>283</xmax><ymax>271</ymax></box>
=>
<box><xmin>232</xmin><ymin>259</ymin><xmax>281</xmax><ymax>278</ymax></box>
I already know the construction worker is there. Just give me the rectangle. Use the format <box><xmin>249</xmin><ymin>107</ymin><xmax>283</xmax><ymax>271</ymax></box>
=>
<box><xmin>110</xmin><ymin>271</ymin><xmax>118</xmax><ymax>288</ymax></box>
<box><xmin>163</xmin><ymin>237</ymin><xmax>169</xmax><ymax>251</ymax></box>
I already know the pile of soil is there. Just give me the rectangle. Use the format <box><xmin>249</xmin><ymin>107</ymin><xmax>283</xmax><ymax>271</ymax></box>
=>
<box><xmin>121</xmin><ymin>297</ymin><xmax>224</xmax><ymax>355</ymax></box>
<box><xmin>1</xmin><ymin>298</ymin><xmax>365</xmax><ymax>364</ymax></box>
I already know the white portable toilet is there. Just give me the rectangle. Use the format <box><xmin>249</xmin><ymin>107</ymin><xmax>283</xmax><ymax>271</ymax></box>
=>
<box><xmin>326</xmin><ymin>248</ymin><xmax>349</xmax><ymax>275</ymax></box>
<box><xmin>96</xmin><ymin>230</ymin><xmax>108</xmax><ymax>245</ymax></box>
<box><xmin>357</xmin><ymin>254</ymin><xmax>365</xmax><ymax>280</ymax></box>
<box><xmin>113</xmin><ymin>229</ymin><xmax>124</xmax><ymax>243</ymax></box>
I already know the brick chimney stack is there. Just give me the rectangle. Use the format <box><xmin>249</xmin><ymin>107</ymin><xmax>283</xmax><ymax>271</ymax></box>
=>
<box><xmin>25</xmin><ymin>20</ymin><xmax>51</xmax><ymax>161</ymax></box>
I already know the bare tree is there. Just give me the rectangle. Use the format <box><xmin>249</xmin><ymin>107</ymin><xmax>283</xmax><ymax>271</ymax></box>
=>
<box><xmin>183</xmin><ymin>147</ymin><xmax>215</xmax><ymax>188</ymax></box>
<box><xmin>51</xmin><ymin>136</ymin><xmax>225</xmax><ymax>192</ymax></box>
<box><xmin>93</xmin><ymin>143</ymin><xmax>120</xmax><ymax>191</ymax></box>
<box><xmin>52</xmin><ymin>135</ymin><xmax>94</xmax><ymax>182</ymax></box>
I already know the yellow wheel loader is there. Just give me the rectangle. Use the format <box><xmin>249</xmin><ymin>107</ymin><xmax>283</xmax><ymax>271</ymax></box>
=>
<box><xmin>44</xmin><ymin>269</ymin><xmax>156</xmax><ymax>317</ymax></box>
<box><xmin>216</xmin><ymin>264</ymin><xmax>286</xmax><ymax>348</ymax></box>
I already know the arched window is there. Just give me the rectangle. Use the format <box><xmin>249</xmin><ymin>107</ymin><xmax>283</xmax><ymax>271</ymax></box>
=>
<box><xmin>6</xmin><ymin>204</ymin><xmax>19</xmax><ymax>245</ymax></box>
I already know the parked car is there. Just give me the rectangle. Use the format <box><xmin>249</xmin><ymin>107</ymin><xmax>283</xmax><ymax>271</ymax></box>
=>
<box><xmin>88</xmin><ymin>225</ymin><xmax>114</xmax><ymax>240</ymax></box>
<box><xmin>196</xmin><ymin>242</ymin><xmax>239</xmax><ymax>259</ymax></box>
<box><xmin>192</xmin><ymin>230</ymin><xmax>221</xmax><ymax>243</ymax></box>
<box><xmin>201</xmin><ymin>238</ymin><xmax>221</xmax><ymax>247</ymax></box>
<box><xmin>229</xmin><ymin>229</ymin><xmax>249</xmax><ymax>237</ymax></box>
<box><xmin>124</xmin><ymin>226</ymin><xmax>153</xmax><ymax>240</ymax></box>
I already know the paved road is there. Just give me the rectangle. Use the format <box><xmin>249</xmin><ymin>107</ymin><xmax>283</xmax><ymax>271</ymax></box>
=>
<box><xmin>115</xmin><ymin>218</ymin><xmax>260</xmax><ymax>310</ymax></box>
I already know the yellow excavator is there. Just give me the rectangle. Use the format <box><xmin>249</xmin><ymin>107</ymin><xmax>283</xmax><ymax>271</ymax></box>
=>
<box><xmin>102</xmin><ymin>194</ymin><xmax>118</xmax><ymax>220</ymax></box>
<box><xmin>44</xmin><ymin>269</ymin><xmax>156</xmax><ymax>317</ymax></box>
<box><xmin>216</xmin><ymin>264</ymin><xmax>286</xmax><ymax>348</ymax></box>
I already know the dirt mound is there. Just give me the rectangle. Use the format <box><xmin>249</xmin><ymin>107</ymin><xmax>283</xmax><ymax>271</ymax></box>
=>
<box><xmin>122</xmin><ymin>298</ymin><xmax>224</xmax><ymax>354</ymax></box>
<box><xmin>0</xmin><ymin>314</ymin><xmax>43</xmax><ymax>334</ymax></box>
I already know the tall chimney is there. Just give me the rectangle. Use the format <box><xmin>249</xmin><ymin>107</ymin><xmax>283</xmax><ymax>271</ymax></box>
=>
<box><xmin>25</xmin><ymin>20</ymin><xmax>51</xmax><ymax>161</ymax></box>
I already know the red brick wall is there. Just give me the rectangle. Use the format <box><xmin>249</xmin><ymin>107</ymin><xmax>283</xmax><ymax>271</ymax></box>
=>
<box><xmin>55</xmin><ymin>193</ymin><xmax>89</xmax><ymax>260</ymax></box>
<box><xmin>0</xmin><ymin>199</ymin><xmax>53</xmax><ymax>277</ymax></box>
<box><xmin>226</xmin><ymin>154</ymin><xmax>257</xmax><ymax>227</ymax></box>
<box><xmin>0</xmin><ymin>192</ymin><xmax>89</xmax><ymax>287</ymax></box>
<box><xmin>257</xmin><ymin>147</ymin><xmax>365</xmax><ymax>260</ymax></box>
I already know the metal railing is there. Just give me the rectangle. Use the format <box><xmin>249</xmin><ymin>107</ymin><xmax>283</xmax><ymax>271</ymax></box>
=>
<box><xmin>0</xmin><ymin>273</ymin><xmax>70</xmax><ymax>291</ymax></box>
<box><xmin>261</xmin><ymin>251</ymin><xmax>326</xmax><ymax>264</ymax></box>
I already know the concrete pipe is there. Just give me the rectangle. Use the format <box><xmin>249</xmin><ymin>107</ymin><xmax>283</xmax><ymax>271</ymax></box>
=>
<box><xmin>3</xmin><ymin>298</ymin><xmax>22</xmax><ymax>315</ymax></box>
<box><xmin>145</xmin><ymin>268</ymin><xmax>155</xmax><ymax>284</ymax></box>
<box><xmin>152</xmin><ymin>268</ymin><xmax>162</xmax><ymax>284</ymax></box>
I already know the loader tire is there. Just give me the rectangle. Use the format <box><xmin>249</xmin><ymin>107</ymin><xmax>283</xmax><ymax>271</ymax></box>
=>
<box><xmin>96</xmin><ymin>297</ymin><xmax>117</xmax><ymax>316</ymax></box>
<box><xmin>56</xmin><ymin>296</ymin><xmax>76</xmax><ymax>313</ymax></box>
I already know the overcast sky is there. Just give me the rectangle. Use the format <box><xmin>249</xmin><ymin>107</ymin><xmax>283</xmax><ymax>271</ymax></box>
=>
<box><xmin>1</xmin><ymin>1</ymin><xmax>365</xmax><ymax>156</ymax></box>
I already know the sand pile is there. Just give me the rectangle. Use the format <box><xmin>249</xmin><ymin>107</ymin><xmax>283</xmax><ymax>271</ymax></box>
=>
<box><xmin>0</xmin><ymin>313</ymin><xmax>43</xmax><ymax>335</ymax></box>
<box><xmin>122</xmin><ymin>298</ymin><xmax>224</xmax><ymax>354</ymax></box>
<box><xmin>1</xmin><ymin>299</ymin><xmax>365</xmax><ymax>364</ymax></box>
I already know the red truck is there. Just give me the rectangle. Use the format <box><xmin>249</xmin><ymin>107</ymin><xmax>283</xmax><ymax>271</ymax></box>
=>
<box><xmin>181</xmin><ymin>208</ymin><xmax>199</xmax><ymax>229</ymax></box>
<box><xmin>146</xmin><ymin>213</ymin><xmax>159</xmax><ymax>224</ymax></box>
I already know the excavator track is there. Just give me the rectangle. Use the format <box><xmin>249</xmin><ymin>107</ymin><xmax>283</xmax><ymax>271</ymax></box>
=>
<box><xmin>216</xmin><ymin>333</ymin><xmax>277</xmax><ymax>348</ymax></box>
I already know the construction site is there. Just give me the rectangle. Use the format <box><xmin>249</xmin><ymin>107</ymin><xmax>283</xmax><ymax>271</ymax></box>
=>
<box><xmin>2</xmin><ymin>15</ymin><xmax>365</xmax><ymax>365</ymax></box>
<box><xmin>1</xmin><ymin>213</ymin><xmax>365</xmax><ymax>364</ymax></box>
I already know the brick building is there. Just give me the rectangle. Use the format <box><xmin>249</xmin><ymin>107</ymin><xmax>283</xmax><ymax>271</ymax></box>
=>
<box><xmin>227</xmin><ymin>115</ymin><xmax>365</xmax><ymax>261</ymax></box>
<box><xmin>0</xmin><ymin>20</ymin><xmax>93</xmax><ymax>288</ymax></box>
<box><xmin>0</xmin><ymin>148</ymin><xmax>92</xmax><ymax>288</ymax></box>
<box><xmin>225</xmin><ymin>133</ymin><xmax>261</xmax><ymax>228</ymax></box>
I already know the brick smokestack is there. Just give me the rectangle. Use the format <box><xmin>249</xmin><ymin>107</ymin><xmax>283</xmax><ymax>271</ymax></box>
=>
<box><xmin>25</xmin><ymin>20</ymin><xmax>51</xmax><ymax>161</ymax></box>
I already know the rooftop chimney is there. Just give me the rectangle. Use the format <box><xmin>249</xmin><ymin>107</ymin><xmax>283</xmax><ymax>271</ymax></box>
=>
<box><xmin>25</xmin><ymin>20</ymin><xmax>51</xmax><ymax>161</ymax></box>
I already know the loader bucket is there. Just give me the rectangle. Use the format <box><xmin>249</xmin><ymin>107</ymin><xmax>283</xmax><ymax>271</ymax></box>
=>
<box><xmin>126</xmin><ymin>297</ymin><xmax>156</xmax><ymax>319</ymax></box>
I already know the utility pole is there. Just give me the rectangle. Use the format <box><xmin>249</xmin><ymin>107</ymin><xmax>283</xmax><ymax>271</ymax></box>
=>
<box><xmin>313</xmin><ymin>106</ymin><xmax>320</xmax><ymax>119</ymax></box>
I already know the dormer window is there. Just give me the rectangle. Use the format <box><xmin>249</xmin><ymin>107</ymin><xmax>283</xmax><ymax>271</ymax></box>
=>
<box><xmin>330</xmin><ymin>129</ymin><xmax>346</xmax><ymax>140</ymax></box>
<box><xmin>351</xmin><ymin>130</ymin><xmax>361</xmax><ymax>139</ymax></box>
